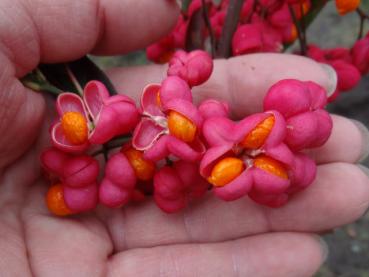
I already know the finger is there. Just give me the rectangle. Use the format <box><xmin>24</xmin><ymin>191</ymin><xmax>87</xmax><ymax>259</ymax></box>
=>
<box><xmin>99</xmin><ymin>163</ymin><xmax>369</xmax><ymax>250</ymax></box>
<box><xmin>306</xmin><ymin>115</ymin><xmax>369</xmax><ymax>164</ymax></box>
<box><xmin>108</xmin><ymin>233</ymin><xmax>327</xmax><ymax>277</ymax></box>
<box><xmin>0</xmin><ymin>0</ymin><xmax>179</xmax><ymax>168</ymax></box>
<box><xmin>108</xmin><ymin>53</ymin><xmax>337</xmax><ymax>117</ymax></box>
<box><xmin>2</xmin><ymin>0</ymin><xmax>179</xmax><ymax>72</ymax></box>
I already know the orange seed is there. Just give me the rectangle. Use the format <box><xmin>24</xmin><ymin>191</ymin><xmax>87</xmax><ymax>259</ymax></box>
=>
<box><xmin>46</xmin><ymin>184</ymin><xmax>73</xmax><ymax>216</ymax></box>
<box><xmin>335</xmin><ymin>0</ymin><xmax>360</xmax><ymax>15</ymax></box>
<box><xmin>167</xmin><ymin>111</ymin><xmax>197</xmax><ymax>143</ymax></box>
<box><xmin>208</xmin><ymin>157</ymin><xmax>245</xmax><ymax>187</ymax></box>
<box><xmin>123</xmin><ymin>147</ymin><xmax>156</xmax><ymax>181</ymax></box>
<box><xmin>240</xmin><ymin>115</ymin><xmax>275</xmax><ymax>149</ymax></box>
<box><xmin>253</xmin><ymin>155</ymin><xmax>288</xmax><ymax>179</ymax></box>
<box><xmin>61</xmin><ymin>111</ymin><xmax>88</xmax><ymax>145</ymax></box>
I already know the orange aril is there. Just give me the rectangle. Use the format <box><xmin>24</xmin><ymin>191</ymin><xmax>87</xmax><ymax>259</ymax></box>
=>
<box><xmin>253</xmin><ymin>155</ymin><xmax>288</xmax><ymax>179</ymax></box>
<box><xmin>167</xmin><ymin>111</ymin><xmax>197</xmax><ymax>143</ymax></box>
<box><xmin>156</xmin><ymin>90</ymin><xmax>162</xmax><ymax>108</ymax></box>
<box><xmin>240</xmin><ymin>115</ymin><xmax>275</xmax><ymax>149</ymax></box>
<box><xmin>61</xmin><ymin>111</ymin><xmax>88</xmax><ymax>145</ymax></box>
<box><xmin>207</xmin><ymin>157</ymin><xmax>245</xmax><ymax>187</ymax></box>
<box><xmin>46</xmin><ymin>184</ymin><xmax>73</xmax><ymax>216</ymax></box>
<box><xmin>335</xmin><ymin>0</ymin><xmax>360</xmax><ymax>15</ymax></box>
<box><xmin>123</xmin><ymin>147</ymin><xmax>156</xmax><ymax>181</ymax></box>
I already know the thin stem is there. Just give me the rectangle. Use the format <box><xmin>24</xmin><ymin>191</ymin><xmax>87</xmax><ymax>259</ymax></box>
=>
<box><xmin>201</xmin><ymin>0</ymin><xmax>216</xmax><ymax>57</ymax></box>
<box><xmin>90</xmin><ymin>135</ymin><xmax>132</xmax><ymax>157</ymax></box>
<box><xmin>299</xmin><ymin>2</ymin><xmax>307</xmax><ymax>50</ymax></box>
<box><xmin>288</xmin><ymin>4</ymin><xmax>306</xmax><ymax>55</ymax></box>
<box><xmin>356</xmin><ymin>8</ymin><xmax>369</xmax><ymax>39</ymax></box>
<box><xmin>216</xmin><ymin>0</ymin><xmax>244</xmax><ymax>58</ymax></box>
<box><xmin>65</xmin><ymin>64</ymin><xmax>83</xmax><ymax>96</ymax></box>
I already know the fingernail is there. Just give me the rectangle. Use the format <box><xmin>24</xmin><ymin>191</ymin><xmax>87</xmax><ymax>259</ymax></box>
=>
<box><xmin>319</xmin><ymin>63</ymin><xmax>337</xmax><ymax>97</ymax></box>
<box><xmin>315</xmin><ymin>235</ymin><xmax>329</xmax><ymax>262</ymax></box>
<box><xmin>351</xmin><ymin>119</ymin><xmax>369</xmax><ymax>163</ymax></box>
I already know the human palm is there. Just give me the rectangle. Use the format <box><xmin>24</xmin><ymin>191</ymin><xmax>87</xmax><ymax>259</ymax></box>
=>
<box><xmin>0</xmin><ymin>1</ymin><xmax>368</xmax><ymax>276</ymax></box>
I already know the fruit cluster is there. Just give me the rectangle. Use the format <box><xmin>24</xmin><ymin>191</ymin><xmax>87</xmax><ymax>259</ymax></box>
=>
<box><xmin>307</xmin><ymin>30</ymin><xmax>369</xmax><ymax>101</ymax></box>
<box><xmin>41</xmin><ymin>50</ymin><xmax>332</xmax><ymax>215</ymax></box>
<box><xmin>147</xmin><ymin>0</ymin><xmax>367</xmax><ymax>102</ymax></box>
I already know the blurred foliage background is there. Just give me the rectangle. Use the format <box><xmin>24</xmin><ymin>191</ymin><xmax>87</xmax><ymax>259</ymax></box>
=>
<box><xmin>92</xmin><ymin>1</ymin><xmax>369</xmax><ymax>276</ymax></box>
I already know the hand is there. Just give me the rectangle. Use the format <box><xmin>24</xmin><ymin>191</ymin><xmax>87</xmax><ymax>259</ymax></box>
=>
<box><xmin>0</xmin><ymin>1</ymin><xmax>368</xmax><ymax>276</ymax></box>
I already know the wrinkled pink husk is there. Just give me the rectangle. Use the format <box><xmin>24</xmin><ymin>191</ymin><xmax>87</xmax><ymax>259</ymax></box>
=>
<box><xmin>285</xmin><ymin>109</ymin><xmax>332</xmax><ymax>150</ymax></box>
<box><xmin>251</xmin><ymin>167</ymin><xmax>290</xmax><ymax>194</ymax></box>
<box><xmin>159</xmin><ymin>76</ymin><xmax>192</xmax><ymax>109</ymax></box>
<box><xmin>202</xmin><ymin>117</ymin><xmax>238</xmax><ymax>147</ymax></box>
<box><xmin>154</xmin><ymin>161</ymin><xmax>208</xmax><ymax>213</ymax></box>
<box><xmin>214</xmin><ymin>170</ymin><xmax>253</xmax><ymax>201</ymax></box>
<box><xmin>153</xmin><ymin>166</ymin><xmax>187</xmax><ymax>213</ymax></box>
<box><xmin>268</xmin><ymin>3</ymin><xmax>291</xmax><ymax>28</ymax></box>
<box><xmin>62</xmin><ymin>155</ymin><xmax>99</xmax><ymax>188</ymax></box>
<box><xmin>140</xmin><ymin>84</ymin><xmax>164</xmax><ymax>117</ymax></box>
<box><xmin>88</xmin><ymin>101</ymin><xmax>139</xmax><ymax>145</ymax></box>
<box><xmin>305</xmin><ymin>81</ymin><xmax>327</xmax><ymax>109</ymax></box>
<box><xmin>83</xmin><ymin>81</ymin><xmax>139</xmax><ymax>145</ymax></box>
<box><xmin>174</xmin><ymin>161</ymin><xmax>209</xmax><ymax>199</ymax></box>
<box><xmin>248</xmin><ymin>190</ymin><xmax>289</xmax><ymax>208</ymax></box>
<box><xmin>51</xmin><ymin>123</ymin><xmax>90</xmax><ymax>154</ymax></box>
<box><xmin>352</xmin><ymin>37</ymin><xmax>369</xmax><ymax>74</ymax></box>
<box><xmin>264</xmin><ymin>143</ymin><xmax>294</xmax><ymax>167</ymax></box>
<box><xmin>154</xmin><ymin>167</ymin><xmax>184</xmax><ymax>200</ymax></box>
<box><xmin>104</xmin><ymin>153</ymin><xmax>136</xmax><ymax>189</ymax></box>
<box><xmin>56</xmin><ymin>93</ymin><xmax>89</xmax><ymax>118</ymax></box>
<box><xmin>41</xmin><ymin>148</ymin><xmax>69</xmax><ymax>176</ymax></box>
<box><xmin>232</xmin><ymin>24</ymin><xmax>263</xmax><ymax>55</ymax></box>
<box><xmin>163</xmin><ymin>98</ymin><xmax>203</xmax><ymax>128</ymax></box>
<box><xmin>132</xmin><ymin>118</ymin><xmax>166</xmax><ymax>151</ymax></box>
<box><xmin>264</xmin><ymin>79</ymin><xmax>312</xmax><ymax>118</ymax></box>
<box><xmin>200</xmin><ymin>144</ymin><xmax>234</xmax><ymax>177</ymax></box>
<box><xmin>287</xmin><ymin>153</ymin><xmax>317</xmax><ymax>193</ymax></box>
<box><xmin>144</xmin><ymin>135</ymin><xmax>205</xmax><ymax>162</ymax></box>
<box><xmin>99</xmin><ymin>179</ymin><xmax>132</xmax><ymax>208</ymax></box>
<box><xmin>167</xmin><ymin>50</ymin><xmax>213</xmax><ymax>87</ymax></box>
<box><xmin>330</xmin><ymin>60</ymin><xmax>362</xmax><ymax>91</ymax></box>
<box><xmin>154</xmin><ymin>193</ymin><xmax>187</xmax><ymax>213</ymax></box>
<box><xmin>198</xmin><ymin>99</ymin><xmax>230</xmax><ymax>119</ymax></box>
<box><xmin>63</xmin><ymin>183</ymin><xmax>98</xmax><ymax>213</ymax></box>
<box><xmin>99</xmin><ymin>152</ymin><xmax>136</xmax><ymax>208</ymax></box>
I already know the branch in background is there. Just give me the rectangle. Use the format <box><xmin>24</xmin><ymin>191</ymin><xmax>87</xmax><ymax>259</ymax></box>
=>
<box><xmin>216</xmin><ymin>0</ymin><xmax>244</xmax><ymax>58</ymax></box>
<box><xmin>185</xmin><ymin>6</ymin><xmax>206</xmax><ymax>51</ymax></box>
<box><xmin>288</xmin><ymin>4</ymin><xmax>306</xmax><ymax>55</ymax></box>
<box><xmin>356</xmin><ymin>8</ymin><xmax>369</xmax><ymax>39</ymax></box>
<box><xmin>202</xmin><ymin>0</ymin><xmax>216</xmax><ymax>57</ymax></box>
<box><xmin>299</xmin><ymin>2</ymin><xmax>307</xmax><ymax>50</ymax></box>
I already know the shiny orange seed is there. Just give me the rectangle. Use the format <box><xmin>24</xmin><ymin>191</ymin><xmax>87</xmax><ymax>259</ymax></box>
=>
<box><xmin>240</xmin><ymin>115</ymin><xmax>275</xmax><ymax>149</ymax></box>
<box><xmin>253</xmin><ymin>155</ymin><xmax>288</xmax><ymax>179</ymax></box>
<box><xmin>61</xmin><ymin>111</ymin><xmax>88</xmax><ymax>145</ymax></box>
<box><xmin>123</xmin><ymin>147</ymin><xmax>156</xmax><ymax>181</ymax></box>
<box><xmin>335</xmin><ymin>0</ymin><xmax>360</xmax><ymax>15</ymax></box>
<box><xmin>46</xmin><ymin>184</ymin><xmax>73</xmax><ymax>216</ymax></box>
<box><xmin>167</xmin><ymin>111</ymin><xmax>197</xmax><ymax>143</ymax></box>
<box><xmin>207</xmin><ymin>157</ymin><xmax>245</xmax><ymax>187</ymax></box>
